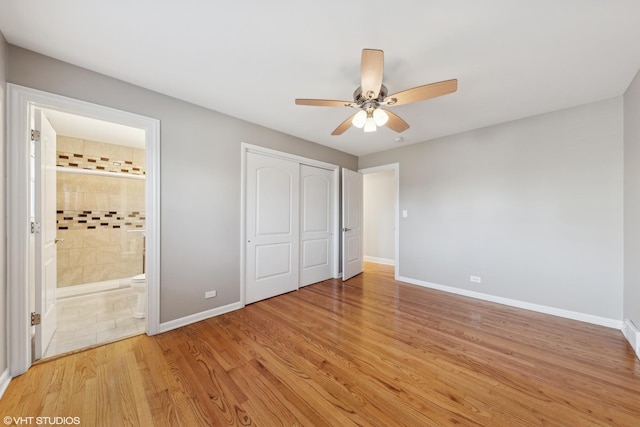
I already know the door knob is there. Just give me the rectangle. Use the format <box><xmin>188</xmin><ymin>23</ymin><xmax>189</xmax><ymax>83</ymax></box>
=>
<box><xmin>55</xmin><ymin>238</ymin><xmax>65</xmax><ymax>244</ymax></box>
<box><xmin>342</xmin><ymin>227</ymin><xmax>351</xmax><ymax>232</ymax></box>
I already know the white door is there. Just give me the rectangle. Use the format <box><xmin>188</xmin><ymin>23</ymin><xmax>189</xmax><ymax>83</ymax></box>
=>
<box><xmin>34</xmin><ymin>109</ymin><xmax>58</xmax><ymax>359</ymax></box>
<box><xmin>246</xmin><ymin>152</ymin><xmax>300</xmax><ymax>304</ymax></box>
<box><xmin>342</xmin><ymin>168</ymin><xmax>363</xmax><ymax>280</ymax></box>
<box><xmin>300</xmin><ymin>165</ymin><xmax>334</xmax><ymax>287</ymax></box>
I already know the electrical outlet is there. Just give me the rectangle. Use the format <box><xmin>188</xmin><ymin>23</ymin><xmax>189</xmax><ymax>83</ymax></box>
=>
<box><xmin>470</xmin><ymin>276</ymin><xmax>482</xmax><ymax>283</ymax></box>
<box><xmin>205</xmin><ymin>290</ymin><xmax>217</xmax><ymax>299</ymax></box>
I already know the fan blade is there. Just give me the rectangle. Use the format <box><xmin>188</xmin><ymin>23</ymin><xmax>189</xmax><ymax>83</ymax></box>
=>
<box><xmin>385</xmin><ymin>79</ymin><xmax>457</xmax><ymax>106</ymax></box>
<box><xmin>361</xmin><ymin>49</ymin><xmax>384</xmax><ymax>100</ymax></box>
<box><xmin>331</xmin><ymin>113</ymin><xmax>357</xmax><ymax>135</ymax></box>
<box><xmin>295</xmin><ymin>99</ymin><xmax>355</xmax><ymax>107</ymax></box>
<box><xmin>384</xmin><ymin>109</ymin><xmax>410</xmax><ymax>133</ymax></box>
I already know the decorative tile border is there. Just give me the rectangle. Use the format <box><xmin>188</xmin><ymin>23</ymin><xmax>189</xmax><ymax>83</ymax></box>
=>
<box><xmin>57</xmin><ymin>151</ymin><xmax>146</xmax><ymax>175</ymax></box>
<box><xmin>57</xmin><ymin>210</ymin><xmax>145</xmax><ymax>230</ymax></box>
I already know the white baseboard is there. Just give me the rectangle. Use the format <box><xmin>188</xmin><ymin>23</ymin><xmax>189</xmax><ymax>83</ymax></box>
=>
<box><xmin>397</xmin><ymin>275</ymin><xmax>623</xmax><ymax>330</ymax></box>
<box><xmin>158</xmin><ymin>301</ymin><xmax>244</xmax><ymax>334</ymax></box>
<box><xmin>623</xmin><ymin>319</ymin><xmax>640</xmax><ymax>359</ymax></box>
<box><xmin>364</xmin><ymin>256</ymin><xmax>395</xmax><ymax>266</ymax></box>
<box><xmin>0</xmin><ymin>368</ymin><xmax>11</xmax><ymax>400</ymax></box>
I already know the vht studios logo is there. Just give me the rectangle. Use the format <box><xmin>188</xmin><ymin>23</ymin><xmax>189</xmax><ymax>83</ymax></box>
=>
<box><xmin>3</xmin><ymin>416</ymin><xmax>81</xmax><ymax>425</ymax></box>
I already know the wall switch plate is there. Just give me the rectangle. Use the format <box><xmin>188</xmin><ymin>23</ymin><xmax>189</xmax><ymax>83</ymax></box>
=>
<box><xmin>402</xmin><ymin>210</ymin><xmax>408</xmax><ymax>218</ymax></box>
<box><xmin>470</xmin><ymin>276</ymin><xmax>482</xmax><ymax>283</ymax></box>
<box><xmin>205</xmin><ymin>290</ymin><xmax>217</xmax><ymax>299</ymax></box>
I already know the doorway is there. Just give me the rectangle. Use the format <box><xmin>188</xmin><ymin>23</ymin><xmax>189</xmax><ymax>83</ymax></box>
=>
<box><xmin>361</xmin><ymin>164</ymin><xmax>399</xmax><ymax>277</ymax></box>
<box><xmin>7</xmin><ymin>84</ymin><xmax>161</xmax><ymax>376</ymax></box>
<box><xmin>37</xmin><ymin>108</ymin><xmax>148</xmax><ymax>358</ymax></box>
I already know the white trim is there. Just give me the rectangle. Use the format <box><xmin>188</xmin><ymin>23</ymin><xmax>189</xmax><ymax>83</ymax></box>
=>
<box><xmin>364</xmin><ymin>256</ymin><xmax>395</xmax><ymax>266</ymax></box>
<box><xmin>240</xmin><ymin>142</ymin><xmax>341</xmax><ymax>303</ymax></box>
<box><xmin>6</xmin><ymin>84</ymin><xmax>161</xmax><ymax>376</ymax></box>
<box><xmin>158</xmin><ymin>302</ymin><xmax>244</xmax><ymax>333</ymax></box>
<box><xmin>7</xmin><ymin>84</ymin><xmax>31</xmax><ymax>377</ymax></box>
<box><xmin>398</xmin><ymin>275</ymin><xmax>623</xmax><ymax>329</ymax></box>
<box><xmin>0</xmin><ymin>369</ymin><xmax>11</xmax><ymax>399</ymax></box>
<box><xmin>359</xmin><ymin>163</ymin><xmax>400</xmax><ymax>280</ymax></box>
<box><xmin>243</xmin><ymin>143</ymin><xmax>338</xmax><ymax>171</ymax></box>
<box><xmin>240</xmin><ymin>146</ymin><xmax>247</xmax><ymax>307</ymax></box>
<box><xmin>622</xmin><ymin>319</ymin><xmax>640</xmax><ymax>359</ymax></box>
<box><xmin>331</xmin><ymin>163</ymin><xmax>340</xmax><ymax>279</ymax></box>
<box><xmin>145</xmin><ymin>109</ymin><xmax>161</xmax><ymax>338</ymax></box>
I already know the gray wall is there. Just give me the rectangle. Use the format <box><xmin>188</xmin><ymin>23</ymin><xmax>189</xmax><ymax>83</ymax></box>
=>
<box><xmin>624</xmin><ymin>69</ymin><xmax>640</xmax><ymax>328</ymax></box>
<box><xmin>7</xmin><ymin>46</ymin><xmax>357</xmax><ymax>323</ymax></box>
<box><xmin>363</xmin><ymin>170</ymin><xmax>395</xmax><ymax>262</ymax></box>
<box><xmin>0</xmin><ymin>32</ymin><xmax>8</xmax><ymax>378</ymax></box>
<box><xmin>360</xmin><ymin>98</ymin><xmax>624</xmax><ymax>320</ymax></box>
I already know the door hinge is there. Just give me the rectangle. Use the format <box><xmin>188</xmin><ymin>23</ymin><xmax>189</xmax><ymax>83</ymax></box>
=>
<box><xmin>31</xmin><ymin>129</ymin><xmax>40</xmax><ymax>142</ymax></box>
<box><xmin>31</xmin><ymin>222</ymin><xmax>41</xmax><ymax>234</ymax></box>
<box><xmin>31</xmin><ymin>312</ymin><xmax>41</xmax><ymax>326</ymax></box>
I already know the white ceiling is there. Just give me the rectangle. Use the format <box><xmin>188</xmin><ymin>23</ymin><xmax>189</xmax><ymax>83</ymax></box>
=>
<box><xmin>43</xmin><ymin>109</ymin><xmax>146</xmax><ymax>149</ymax></box>
<box><xmin>2</xmin><ymin>1</ymin><xmax>640</xmax><ymax>156</ymax></box>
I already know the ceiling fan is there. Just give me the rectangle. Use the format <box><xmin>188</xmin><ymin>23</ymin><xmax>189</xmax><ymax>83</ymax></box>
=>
<box><xmin>295</xmin><ymin>49</ymin><xmax>458</xmax><ymax>135</ymax></box>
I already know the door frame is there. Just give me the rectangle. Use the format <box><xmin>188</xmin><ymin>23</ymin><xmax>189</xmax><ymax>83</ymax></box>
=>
<box><xmin>360</xmin><ymin>163</ymin><xmax>400</xmax><ymax>280</ymax></box>
<box><xmin>6</xmin><ymin>84</ymin><xmax>161</xmax><ymax>376</ymax></box>
<box><xmin>240</xmin><ymin>142</ymin><xmax>340</xmax><ymax>304</ymax></box>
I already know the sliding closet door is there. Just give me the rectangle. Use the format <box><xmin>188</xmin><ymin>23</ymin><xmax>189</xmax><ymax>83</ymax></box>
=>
<box><xmin>300</xmin><ymin>164</ymin><xmax>334</xmax><ymax>286</ymax></box>
<box><xmin>245</xmin><ymin>152</ymin><xmax>300</xmax><ymax>304</ymax></box>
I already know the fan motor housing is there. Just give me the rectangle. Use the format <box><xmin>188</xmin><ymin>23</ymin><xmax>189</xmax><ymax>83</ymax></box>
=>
<box><xmin>353</xmin><ymin>84</ymin><xmax>388</xmax><ymax>105</ymax></box>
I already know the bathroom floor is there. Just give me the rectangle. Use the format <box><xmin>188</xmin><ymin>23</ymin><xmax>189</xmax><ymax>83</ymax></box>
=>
<box><xmin>43</xmin><ymin>288</ymin><xmax>145</xmax><ymax>359</ymax></box>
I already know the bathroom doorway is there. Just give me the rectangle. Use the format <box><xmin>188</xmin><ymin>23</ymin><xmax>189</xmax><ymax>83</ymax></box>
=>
<box><xmin>39</xmin><ymin>108</ymin><xmax>147</xmax><ymax>358</ymax></box>
<box><xmin>7</xmin><ymin>84</ymin><xmax>161</xmax><ymax>375</ymax></box>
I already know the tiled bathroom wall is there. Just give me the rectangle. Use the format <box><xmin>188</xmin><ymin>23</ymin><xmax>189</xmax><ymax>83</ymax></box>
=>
<box><xmin>56</xmin><ymin>135</ymin><xmax>146</xmax><ymax>288</ymax></box>
<box><xmin>56</xmin><ymin>135</ymin><xmax>146</xmax><ymax>175</ymax></box>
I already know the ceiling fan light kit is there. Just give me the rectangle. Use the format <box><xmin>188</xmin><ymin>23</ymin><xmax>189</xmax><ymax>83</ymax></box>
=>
<box><xmin>295</xmin><ymin>48</ymin><xmax>458</xmax><ymax>135</ymax></box>
<box><xmin>373</xmin><ymin>108</ymin><xmax>389</xmax><ymax>126</ymax></box>
<box><xmin>364</xmin><ymin>115</ymin><xmax>377</xmax><ymax>133</ymax></box>
<box><xmin>352</xmin><ymin>110</ymin><xmax>367</xmax><ymax>128</ymax></box>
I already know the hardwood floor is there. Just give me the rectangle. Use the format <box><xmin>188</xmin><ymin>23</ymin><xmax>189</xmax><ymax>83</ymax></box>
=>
<box><xmin>1</xmin><ymin>263</ymin><xmax>639</xmax><ymax>426</ymax></box>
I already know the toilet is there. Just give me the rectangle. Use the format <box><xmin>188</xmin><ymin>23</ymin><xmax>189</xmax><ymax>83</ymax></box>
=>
<box><xmin>131</xmin><ymin>273</ymin><xmax>146</xmax><ymax>319</ymax></box>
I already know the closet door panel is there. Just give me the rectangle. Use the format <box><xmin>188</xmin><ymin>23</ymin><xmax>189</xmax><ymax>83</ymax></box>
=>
<box><xmin>300</xmin><ymin>165</ymin><xmax>333</xmax><ymax>286</ymax></box>
<box><xmin>246</xmin><ymin>152</ymin><xmax>299</xmax><ymax>303</ymax></box>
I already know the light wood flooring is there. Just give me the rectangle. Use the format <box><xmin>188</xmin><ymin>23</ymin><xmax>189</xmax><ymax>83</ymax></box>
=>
<box><xmin>1</xmin><ymin>263</ymin><xmax>639</xmax><ymax>426</ymax></box>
